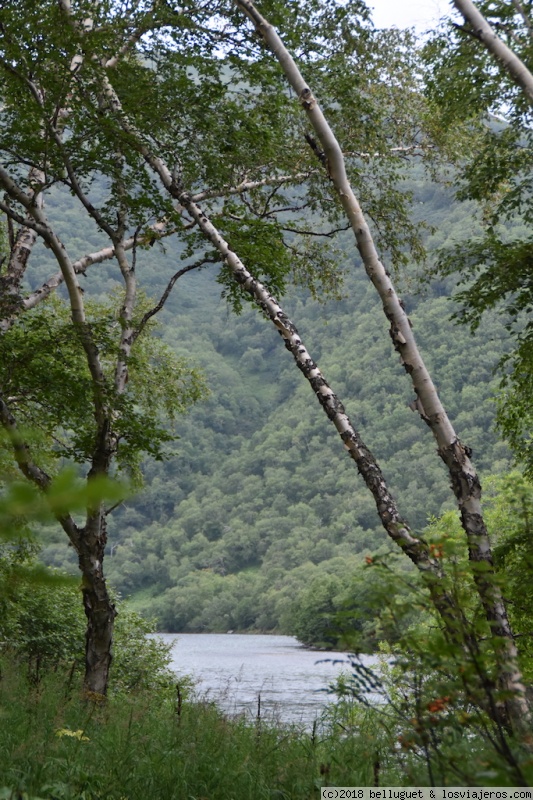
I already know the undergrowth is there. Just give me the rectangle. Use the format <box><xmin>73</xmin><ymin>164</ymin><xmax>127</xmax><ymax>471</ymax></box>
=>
<box><xmin>1</xmin><ymin>657</ymin><xmax>532</xmax><ymax>799</ymax></box>
<box><xmin>0</xmin><ymin>658</ymin><xmax>375</xmax><ymax>800</ymax></box>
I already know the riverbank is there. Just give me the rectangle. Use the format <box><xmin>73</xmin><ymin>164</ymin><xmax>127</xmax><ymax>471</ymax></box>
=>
<box><xmin>1</xmin><ymin>655</ymin><xmax>529</xmax><ymax>794</ymax></box>
<box><xmin>0</xmin><ymin>660</ymin><xmax>391</xmax><ymax>797</ymax></box>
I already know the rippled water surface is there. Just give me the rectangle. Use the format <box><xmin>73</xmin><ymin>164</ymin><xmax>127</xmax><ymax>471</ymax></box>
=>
<box><xmin>156</xmin><ymin>632</ymin><xmax>375</xmax><ymax>727</ymax></box>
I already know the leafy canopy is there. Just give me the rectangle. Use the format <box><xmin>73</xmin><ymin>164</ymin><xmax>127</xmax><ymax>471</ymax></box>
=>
<box><xmin>423</xmin><ymin>2</ymin><xmax>533</xmax><ymax>474</ymax></box>
<box><xmin>0</xmin><ymin>294</ymin><xmax>207</xmax><ymax>479</ymax></box>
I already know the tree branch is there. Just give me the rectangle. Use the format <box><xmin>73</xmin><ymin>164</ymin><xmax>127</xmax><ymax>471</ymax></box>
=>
<box><xmin>0</xmin><ymin>395</ymin><xmax>51</xmax><ymax>492</ymax></box>
<box><xmin>279</xmin><ymin>223</ymin><xmax>350</xmax><ymax>238</ymax></box>
<box><xmin>20</xmin><ymin>220</ymin><xmax>173</xmax><ymax>317</ymax></box>
<box><xmin>190</xmin><ymin>171</ymin><xmax>312</xmax><ymax>202</ymax></box>
<box><xmin>133</xmin><ymin>254</ymin><xmax>219</xmax><ymax>342</ymax></box>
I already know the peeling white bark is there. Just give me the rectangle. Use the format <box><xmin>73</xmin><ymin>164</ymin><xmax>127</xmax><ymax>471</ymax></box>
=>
<box><xmin>234</xmin><ymin>0</ymin><xmax>530</xmax><ymax>729</ymax></box>
<box><xmin>191</xmin><ymin>171</ymin><xmax>312</xmax><ymax>202</ymax></box>
<box><xmin>0</xmin><ymin>167</ymin><xmax>46</xmax><ymax>331</ymax></box>
<box><xmin>113</xmin><ymin>240</ymin><xmax>136</xmax><ymax>395</ymax></box>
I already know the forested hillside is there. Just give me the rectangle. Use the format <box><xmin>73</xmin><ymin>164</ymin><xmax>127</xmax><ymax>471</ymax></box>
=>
<box><xmin>35</xmin><ymin>175</ymin><xmax>513</xmax><ymax>637</ymax></box>
<box><xmin>4</xmin><ymin>0</ymin><xmax>533</xmax><ymax>785</ymax></box>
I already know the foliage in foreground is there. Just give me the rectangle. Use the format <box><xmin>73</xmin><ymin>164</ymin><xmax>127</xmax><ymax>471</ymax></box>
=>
<box><xmin>1</xmin><ymin>655</ymin><xmax>532</xmax><ymax>800</ymax></box>
<box><xmin>0</xmin><ymin>474</ymin><xmax>175</xmax><ymax>694</ymax></box>
<box><xmin>331</xmin><ymin>646</ymin><xmax>533</xmax><ymax>789</ymax></box>
<box><xmin>2</xmin><ymin>475</ymin><xmax>533</xmax><ymax>793</ymax></box>
<box><xmin>290</xmin><ymin>471</ymin><xmax>533</xmax><ymax>657</ymax></box>
<box><xmin>323</xmin><ymin>475</ymin><xmax>533</xmax><ymax>786</ymax></box>
<box><xmin>0</xmin><ymin>662</ymin><xmax>361</xmax><ymax>800</ymax></box>
<box><xmin>0</xmin><ymin>560</ymin><xmax>174</xmax><ymax>697</ymax></box>
<box><xmin>424</xmin><ymin>2</ymin><xmax>533</xmax><ymax>477</ymax></box>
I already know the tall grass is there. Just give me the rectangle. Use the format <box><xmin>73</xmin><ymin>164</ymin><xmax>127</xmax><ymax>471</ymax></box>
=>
<box><xmin>1</xmin><ymin>659</ymin><xmax>529</xmax><ymax>798</ymax></box>
<box><xmin>0</xmin><ymin>659</ymin><xmax>382</xmax><ymax>800</ymax></box>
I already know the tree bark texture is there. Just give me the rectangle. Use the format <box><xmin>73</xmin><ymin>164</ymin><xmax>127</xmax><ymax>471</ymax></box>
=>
<box><xmin>234</xmin><ymin>0</ymin><xmax>530</xmax><ymax>729</ymax></box>
<box><xmin>78</xmin><ymin>511</ymin><xmax>116</xmax><ymax>696</ymax></box>
<box><xmin>0</xmin><ymin>167</ymin><xmax>45</xmax><ymax>330</ymax></box>
<box><xmin>176</xmin><ymin>191</ymin><xmax>481</xmax><ymax>650</ymax></box>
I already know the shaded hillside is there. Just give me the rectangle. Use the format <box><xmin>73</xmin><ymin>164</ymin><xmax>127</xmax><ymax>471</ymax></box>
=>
<box><xmin>36</xmin><ymin>178</ymin><xmax>511</xmax><ymax>634</ymax></box>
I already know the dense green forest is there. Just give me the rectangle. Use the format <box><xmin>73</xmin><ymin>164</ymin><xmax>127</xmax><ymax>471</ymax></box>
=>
<box><xmin>27</xmin><ymin>173</ymin><xmax>511</xmax><ymax>640</ymax></box>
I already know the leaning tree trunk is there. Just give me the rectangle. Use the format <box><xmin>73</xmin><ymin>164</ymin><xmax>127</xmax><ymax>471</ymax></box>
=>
<box><xmin>174</xmin><ymin>190</ymin><xmax>512</xmax><ymax>723</ymax></box>
<box><xmin>452</xmin><ymin>0</ymin><xmax>533</xmax><ymax>106</ymax></box>
<box><xmin>233</xmin><ymin>0</ymin><xmax>530</xmax><ymax>732</ymax></box>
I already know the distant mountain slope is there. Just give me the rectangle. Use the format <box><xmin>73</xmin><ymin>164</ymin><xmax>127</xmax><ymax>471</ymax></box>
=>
<box><xmin>37</xmin><ymin>177</ymin><xmax>511</xmax><ymax>634</ymax></box>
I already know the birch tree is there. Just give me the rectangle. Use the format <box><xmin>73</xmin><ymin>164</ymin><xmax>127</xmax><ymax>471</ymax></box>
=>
<box><xmin>0</xmin><ymin>0</ymin><xmax>429</xmax><ymax>694</ymax></box>
<box><xmin>229</xmin><ymin>0</ymin><xmax>531</xmax><ymax>732</ymax></box>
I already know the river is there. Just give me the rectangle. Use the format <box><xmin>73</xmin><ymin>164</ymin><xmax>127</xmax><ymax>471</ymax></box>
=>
<box><xmin>155</xmin><ymin>632</ymin><xmax>377</xmax><ymax>728</ymax></box>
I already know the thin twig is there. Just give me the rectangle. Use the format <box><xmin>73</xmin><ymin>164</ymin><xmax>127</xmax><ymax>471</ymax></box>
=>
<box><xmin>279</xmin><ymin>223</ymin><xmax>350</xmax><ymax>238</ymax></box>
<box><xmin>133</xmin><ymin>254</ymin><xmax>219</xmax><ymax>341</ymax></box>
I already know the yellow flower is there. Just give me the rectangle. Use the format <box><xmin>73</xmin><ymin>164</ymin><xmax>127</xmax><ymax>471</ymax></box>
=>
<box><xmin>55</xmin><ymin>728</ymin><xmax>90</xmax><ymax>741</ymax></box>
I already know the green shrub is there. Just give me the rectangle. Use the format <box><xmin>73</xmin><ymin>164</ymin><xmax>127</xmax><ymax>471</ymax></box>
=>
<box><xmin>0</xmin><ymin>543</ymin><xmax>174</xmax><ymax>693</ymax></box>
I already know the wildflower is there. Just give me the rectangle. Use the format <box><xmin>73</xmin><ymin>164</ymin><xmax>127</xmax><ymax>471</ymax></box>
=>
<box><xmin>56</xmin><ymin>728</ymin><xmax>90</xmax><ymax>741</ymax></box>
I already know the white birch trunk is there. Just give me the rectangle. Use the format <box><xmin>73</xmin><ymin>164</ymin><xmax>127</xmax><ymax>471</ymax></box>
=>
<box><xmin>233</xmin><ymin>0</ymin><xmax>530</xmax><ymax>729</ymax></box>
<box><xmin>113</xmin><ymin>241</ymin><xmax>136</xmax><ymax>395</ymax></box>
<box><xmin>0</xmin><ymin>167</ymin><xmax>45</xmax><ymax>331</ymax></box>
<box><xmin>453</xmin><ymin>0</ymin><xmax>533</xmax><ymax>106</ymax></box>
